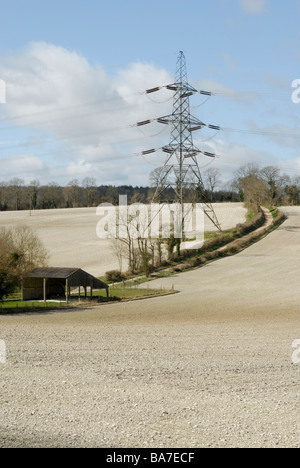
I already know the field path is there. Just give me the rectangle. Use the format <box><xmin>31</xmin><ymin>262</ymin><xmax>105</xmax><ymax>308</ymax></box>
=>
<box><xmin>1</xmin><ymin>206</ymin><xmax>300</xmax><ymax>448</ymax></box>
<box><xmin>148</xmin><ymin>206</ymin><xmax>300</xmax><ymax>312</ymax></box>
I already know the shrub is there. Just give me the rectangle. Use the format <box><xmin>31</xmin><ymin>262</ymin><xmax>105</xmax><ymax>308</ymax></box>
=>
<box><xmin>0</xmin><ymin>270</ymin><xmax>18</xmax><ymax>301</ymax></box>
<box><xmin>236</xmin><ymin>210</ymin><xmax>265</xmax><ymax>236</ymax></box>
<box><xmin>105</xmin><ymin>270</ymin><xmax>125</xmax><ymax>283</ymax></box>
<box><xmin>223</xmin><ymin>244</ymin><xmax>240</xmax><ymax>255</ymax></box>
<box><xmin>0</xmin><ymin>226</ymin><xmax>49</xmax><ymax>300</ymax></box>
<box><xmin>186</xmin><ymin>257</ymin><xmax>202</xmax><ymax>268</ymax></box>
<box><xmin>97</xmin><ymin>296</ymin><xmax>121</xmax><ymax>303</ymax></box>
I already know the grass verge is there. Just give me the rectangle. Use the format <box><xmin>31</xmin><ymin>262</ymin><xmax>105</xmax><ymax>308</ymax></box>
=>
<box><xmin>121</xmin><ymin>207</ymin><xmax>286</xmax><ymax>284</ymax></box>
<box><xmin>0</xmin><ymin>287</ymin><xmax>177</xmax><ymax>314</ymax></box>
<box><xmin>0</xmin><ymin>300</ymin><xmax>70</xmax><ymax>314</ymax></box>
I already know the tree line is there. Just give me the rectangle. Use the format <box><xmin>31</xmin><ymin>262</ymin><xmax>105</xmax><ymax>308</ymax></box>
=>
<box><xmin>0</xmin><ymin>163</ymin><xmax>297</xmax><ymax>297</ymax></box>
<box><xmin>0</xmin><ymin>173</ymin><xmax>240</xmax><ymax>212</ymax></box>
<box><xmin>0</xmin><ymin>177</ymin><xmax>161</xmax><ymax>211</ymax></box>
<box><xmin>231</xmin><ymin>163</ymin><xmax>300</xmax><ymax>209</ymax></box>
<box><xmin>0</xmin><ymin>165</ymin><xmax>299</xmax><ymax>213</ymax></box>
<box><xmin>106</xmin><ymin>163</ymin><xmax>298</xmax><ymax>277</ymax></box>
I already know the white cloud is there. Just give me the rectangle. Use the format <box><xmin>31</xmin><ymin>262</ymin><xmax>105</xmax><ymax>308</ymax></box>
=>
<box><xmin>2</xmin><ymin>41</ymin><xmax>289</xmax><ymax>189</ymax></box>
<box><xmin>248</xmin><ymin>123</ymin><xmax>300</xmax><ymax>148</ymax></box>
<box><xmin>196</xmin><ymin>78</ymin><xmax>260</xmax><ymax>103</ymax></box>
<box><xmin>0</xmin><ymin>42</ymin><xmax>173</xmax><ymax>185</ymax></box>
<box><xmin>238</xmin><ymin>0</ymin><xmax>268</xmax><ymax>14</ymax></box>
<box><xmin>0</xmin><ymin>154</ymin><xmax>47</xmax><ymax>181</ymax></box>
<box><xmin>199</xmin><ymin>139</ymin><xmax>271</xmax><ymax>182</ymax></box>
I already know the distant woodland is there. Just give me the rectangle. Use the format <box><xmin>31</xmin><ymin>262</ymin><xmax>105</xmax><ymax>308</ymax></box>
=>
<box><xmin>0</xmin><ymin>175</ymin><xmax>238</xmax><ymax>212</ymax></box>
<box><xmin>0</xmin><ymin>164</ymin><xmax>300</xmax><ymax>212</ymax></box>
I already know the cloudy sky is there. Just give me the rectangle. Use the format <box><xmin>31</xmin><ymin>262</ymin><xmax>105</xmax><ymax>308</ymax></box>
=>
<box><xmin>0</xmin><ymin>0</ymin><xmax>300</xmax><ymax>187</ymax></box>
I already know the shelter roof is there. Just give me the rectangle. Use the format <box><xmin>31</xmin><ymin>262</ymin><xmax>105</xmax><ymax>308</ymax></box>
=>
<box><xmin>26</xmin><ymin>267</ymin><xmax>79</xmax><ymax>279</ymax></box>
<box><xmin>25</xmin><ymin>267</ymin><xmax>108</xmax><ymax>290</ymax></box>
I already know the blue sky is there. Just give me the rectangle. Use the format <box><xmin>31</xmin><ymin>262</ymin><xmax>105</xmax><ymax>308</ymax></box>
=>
<box><xmin>1</xmin><ymin>0</ymin><xmax>300</xmax><ymax>187</ymax></box>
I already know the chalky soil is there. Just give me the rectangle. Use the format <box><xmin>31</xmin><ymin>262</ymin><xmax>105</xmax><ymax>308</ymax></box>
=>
<box><xmin>1</xmin><ymin>207</ymin><xmax>300</xmax><ymax>448</ymax></box>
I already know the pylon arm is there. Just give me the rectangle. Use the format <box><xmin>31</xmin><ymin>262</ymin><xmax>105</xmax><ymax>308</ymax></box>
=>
<box><xmin>161</xmin><ymin>145</ymin><xmax>218</xmax><ymax>159</ymax></box>
<box><xmin>200</xmin><ymin>90</ymin><xmax>212</xmax><ymax>96</ymax></box>
<box><xmin>146</xmin><ymin>86</ymin><xmax>163</xmax><ymax>94</ymax></box>
<box><xmin>141</xmin><ymin>146</ymin><xmax>218</xmax><ymax>158</ymax></box>
<box><xmin>141</xmin><ymin>149</ymin><xmax>156</xmax><ymax>155</ymax></box>
<box><xmin>137</xmin><ymin>119</ymin><xmax>153</xmax><ymax>126</ymax></box>
<box><xmin>208</xmin><ymin>125</ymin><xmax>221</xmax><ymax>131</ymax></box>
<box><xmin>164</xmin><ymin>82</ymin><xmax>198</xmax><ymax>94</ymax></box>
<box><xmin>144</xmin><ymin>84</ymin><xmax>214</xmax><ymax>97</ymax></box>
<box><xmin>156</xmin><ymin>114</ymin><xmax>206</xmax><ymax>128</ymax></box>
<box><xmin>137</xmin><ymin>118</ymin><xmax>220</xmax><ymax>132</ymax></box>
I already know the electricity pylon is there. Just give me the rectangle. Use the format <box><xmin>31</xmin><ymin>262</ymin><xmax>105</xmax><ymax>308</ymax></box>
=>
<box><xmin>139</xmin><ymin>51</ymin><xmax>222</xmax><ymax>232</ymax></box>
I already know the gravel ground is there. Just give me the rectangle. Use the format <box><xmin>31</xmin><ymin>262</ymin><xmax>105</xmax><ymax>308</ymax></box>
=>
<box><xmin>1</xmin><ymin>206</ymin><xmax>300</xmax><ymax>448</ymax></box>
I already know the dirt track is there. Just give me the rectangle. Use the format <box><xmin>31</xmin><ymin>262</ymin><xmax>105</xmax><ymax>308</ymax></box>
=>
<box><xmin>1</xmin><ymin>206</ymin><xmax>300</xmax><ymax>448</ymax></box>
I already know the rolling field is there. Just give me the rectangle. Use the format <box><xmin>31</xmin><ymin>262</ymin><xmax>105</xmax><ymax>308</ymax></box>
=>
<box><xmin>0</xmin><ymin>203</ymin><xmax>247</xmax><ymax>276</ymax></box>
<box><xmin>2</xmin><ymin>205</ymin><xmax>300</xmax><ymax>448</ymax></box>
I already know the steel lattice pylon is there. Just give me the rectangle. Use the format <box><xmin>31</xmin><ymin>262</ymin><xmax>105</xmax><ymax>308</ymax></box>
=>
<box><xmin>151</xmin><ymin>51</ymin><xmax>222</xmax><ymax>232</ymax></box>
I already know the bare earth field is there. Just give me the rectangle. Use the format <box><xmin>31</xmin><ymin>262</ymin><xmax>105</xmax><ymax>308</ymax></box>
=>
<box><xmin>0</xmin><ymin>203</ymin><xmax>247</xmax><ymax>277</ymax></box>
<box><xmin>1</xmin><ymin>206</ymin><xmax>300</xmax><ymax>448</ymax></box>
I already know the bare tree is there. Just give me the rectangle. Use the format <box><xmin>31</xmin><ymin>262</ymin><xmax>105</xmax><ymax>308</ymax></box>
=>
<box><xmin>234</xmin><ymin>163</ymin><xmax>263</xmax><ymax>205</ymax></box>
<box><xmin>41</xmin><ymin>182</ymin><xmax>62</xmax><ymax>209</ymax></box>
<box><xmin>260</xmin><ymin>166</ymin><xmax>290</xmax><ymax>205</ymax></box>
<box><xmin>64</xmin><ymin>179</ymin><xmax>80</xmax><ymax>208</ymax></box>
<box><xmin>0</xmin><ymin>182</ymin><xmax>8</xmax><ymax>211</ymax></box>
<box><xmin>82</xmin><ymin>177</ymin><xmax>98</xmax><ymax>207</ymax></box>
<box><xmin>10</xmin><ymin>177</ymin><xmax>24</xmax><ymax>211</ymax></box>
<box><xmin>235</xmin><ymin>163</ymin><xmax>260</xmax><ymax>180</ymax></box>
<box><xmin>113</xmin><ymin>205</ymin><xmax>137</xmax><ymax>274</ymax></box>
<box><xmin>9</xmin><ymin>225</ymin><xmax>49</xmax><ymax>274</ymax></box>
<box><xmin>29</xmin><ymin>179</ymin><xmax>40</xmax><ymax>211</ymax></box>
<box><xmin>0</xmin><ymin>226</ymin><xmax>49</xmax><ymax>299</ymax></box>
<box><xmin>111</xmin><ymin>203</ymin><xmax>154</xmax><ymax>275</ymax></box>
<box><xmin>285</xmin><ymin>176</ymin><xmax>300</xmax><ymax>205</ymax></box>
<box><xmin>204</xmin><ymin>168</ymin><xmax>222</xmax><ymax>202</ymax></box>
<box><xmin>240</xmin><ymin>175</ymin><xmax>269</xmax><ymax>211</ymax></box>
<box><xmin>110</xmin><ymin>238</ymin><xmax>127</xmax><ymax>272</ymax></box>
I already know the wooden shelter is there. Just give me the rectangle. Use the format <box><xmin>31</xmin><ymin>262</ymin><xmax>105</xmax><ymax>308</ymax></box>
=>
<box><xmin>22</xmin><ymin>267</ymin><xmax>109</xmax><ymax>302</ymax></box>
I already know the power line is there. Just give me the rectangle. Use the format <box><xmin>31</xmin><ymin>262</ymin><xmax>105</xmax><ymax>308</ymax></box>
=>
<box><xmin>0</xmin><ymin>74</ymin><xmax>292</xmax><ymax>129</ymax></box>
<box><xmin>0</xmin><ymin>91</ymin><xmax>143</xmax><ymax>128</ymax></box>
<box><xmin>223</xmin><ymin>127</ymin><xmax>300</xmax><ymax>139</ymax></box>
<box><xmin>143</xmin><ymin>84</ymin><xmax>292</xmax><ymax>100</ymax></box>
<box><xmin>0</xmin><ymin>66</ymin><xmax>298</xmax><ymax>175</ymax></box>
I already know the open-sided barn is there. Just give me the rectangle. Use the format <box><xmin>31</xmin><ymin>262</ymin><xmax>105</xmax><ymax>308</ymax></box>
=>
<box><xmin>22</xmin><ymin>267</ymin><xmax>109</xmax><ymax>302</ymax></box>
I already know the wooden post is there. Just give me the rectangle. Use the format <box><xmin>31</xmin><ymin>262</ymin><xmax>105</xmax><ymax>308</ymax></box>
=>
<box><xmin>43</xmin><ymin>277</ymin><xmax>47</xmax><ymax>303</ymax></box>
<box><xmin>66</xmin><ymin>278</ymin><xmax>69</xmax><ymax>304</ymax></box>
<box><xmin>21</xmin><ymin>277</ymin><xmax>24</xmax><ymax>301</ymax></box>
